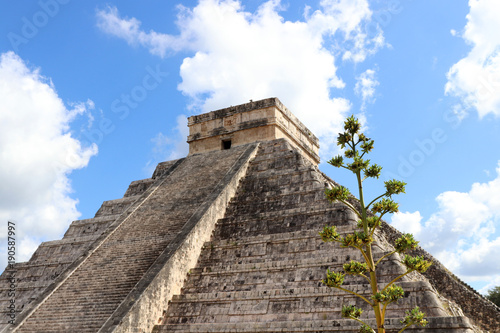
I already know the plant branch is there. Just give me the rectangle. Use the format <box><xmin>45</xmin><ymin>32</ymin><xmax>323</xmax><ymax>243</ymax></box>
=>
<box><xmin>358</xmin><ymin>248</ymin><xmax>372</xmax><ymax>269</ymax></box>
<box><xmin>337</xmin><ymin>286</ymin><xmax>373</xmax><ymax>306</ymax></box>
<box><xmin>382</xmin><ymin>270</ymin><xmax>414</xmax><ymax>292</ymax></box>
<box><xmin>369</xmin><ymin>226</ymin><xmax>377</xmax><ymax>238</ymax></box>
<box><xmin>375</xmin><ymin>250</ymin><xmax>397</xmax><ymax>267</ymax></box>
<box><xmin>339</xmin><ymin>164</ymin><xmax>351</xmax><ymax>171</ymax></box>
<box><xmin>338</xmin><ymin>199</ymin><xmax>362</xmax><ymax>219</ymax></box>
<box><xmin>381</xmin><ymin>300</ymin><xmax>393</xmax><ymax>320</ymax></box>
<box><xmin>398</xmin><ymin>322</ymin><xmax>412</xmax><ymax>333</ymax></box>
<box><xmin>350</xmin><ymin>316</ymin><xmax>373</xmax><ymax>331</ymax></box>
<box><xmin>366</xmin><ymin>193</ymin><xmax>387</xmax><ymax>211</ymax></box>
<box><xmin>358</xmin><ymin>273</ymin><xmax>371</xmax><ymax>284</ymax></box>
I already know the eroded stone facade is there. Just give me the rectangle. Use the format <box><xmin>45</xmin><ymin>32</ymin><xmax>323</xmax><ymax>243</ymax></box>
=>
<box><xmin>0</xmin><ymin>98</ymin><xmax>498</xmax><ymax>333</ymax></box>
<box><xmin>187</xmin><ymin>97</ymin><xmax>320</xmax><ymax>165</ymax></box>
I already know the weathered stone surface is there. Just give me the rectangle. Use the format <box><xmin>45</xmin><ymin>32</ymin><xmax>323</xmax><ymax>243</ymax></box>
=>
<box><xmin>0</xmin><ymin>98</ymin><xmax>496</xmax><ymax>333</ymax></box>
<box><xmin>154</xmin><ymin>317</ymin><xmax>474</xmax><ymax>332</ymax></box>
<box><xmin>188</xmin><ymin>97</ymin><xmax>320</xmax><ymax>165</ymax></box>
<box><xmin>152</xmin><ymin>139</ymin><xmax>477</xmax><ymax>333</ymax></box>
<box><xmin>381</xmin><ymin>223</ymin><xmax>500</xmax><ymax>332</ymax></box>
<box><xmin>0</xmin><ymin>157</ymin><xmax>181</xmax><ymax>331</ymax></box>
<box><xmin>3</xmin><ymin>144</ymin><xmax>257</xmax><ymax>333</ymax></box>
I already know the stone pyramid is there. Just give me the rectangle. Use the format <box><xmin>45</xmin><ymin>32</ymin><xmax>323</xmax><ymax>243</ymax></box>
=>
<box><xmin>0</xmin><ymin>98</ymin><xmax>498</xmax><ymax>333</ymax></box>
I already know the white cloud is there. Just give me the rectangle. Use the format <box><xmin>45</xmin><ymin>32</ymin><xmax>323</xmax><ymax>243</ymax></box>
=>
<box><xmin>390</xmin><ymin>161</ymin><xmax>500</xmax><ymax>288</ymax></box>
<box><xmin>96</xmin><ymin>0</ymin><xmax>385</xmax><ymax>158</ymax></box>
<box><xmin>355</xmin><ymin>68</ymin><xmax>379</xmax><ymax>110</ymax></box>
<box><xmin>390</xmin><ymin>211</ymin><xmax>423</xmax><ymax>237</ymax></box>
<box><xmin>96</xmin><ymin>6</ymin><xmax>184</xmax><ymax>57</ymax></box>
<box><xmin>309</xmin><ymin>0</ymin><xmax>384</xmax><ymax>63</ymax></box>
<box><xmin>479</xmin><ymin>275</ymin><xmax>500</xmax><ymax>295</ymax></box>
<box><xmin>445</xmin><ymin>0</ymin><xmax>500</xmax><ymax>118</ymax></box>
<box><xmin>0</xmin><ymin>52</ymin><xmax>97</xmax><ymax>268</ymax></box>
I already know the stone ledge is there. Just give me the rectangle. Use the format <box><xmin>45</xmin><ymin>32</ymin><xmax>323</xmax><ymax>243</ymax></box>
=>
<box><xmin>172</xmin><ymin>281</ymin><xmax>436</xmax><ymax>303</ymax></box>
<box><xmin>123</xmin><ymin>178</ymin><xmax>155</xmax><ymax>197</ymax></box>
<box><xmin>154</xmin><ymin>316</ymin><xmax>473</xmax><ymax>332</ymax></box>
<box><xmin>1</xmin><ymin>159</ymin><xmax>186</xmax><ymax>333</ymax></box>
<box><xmin>380</xmin><ymin>222</ymin><xmax>500</xmax><ymax>332</ymax></box>
<box><xmin>99</xmin><ymin>144</ymin><xmax>259</xmax><ymax>333</ymax></box>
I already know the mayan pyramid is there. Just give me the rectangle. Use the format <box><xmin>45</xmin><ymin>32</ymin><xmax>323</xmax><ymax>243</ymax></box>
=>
<box><xmin>0</xmin><ymin>98</ymin><xmax>498</xmax><ymax>333</ymax></box>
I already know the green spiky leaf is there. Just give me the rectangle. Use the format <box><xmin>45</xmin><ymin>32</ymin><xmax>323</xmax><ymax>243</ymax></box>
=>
<box><xmin>343</xmin><ymin>260</ymin><xmax>368</xmax><ymax>275</ymax></box>
<box><xmin>403</xmin><ymin>255</ymin><xmax>432</xmax><ymax>273</ymax></box>
<box><xmin>322</xmin><ymin>269</ymin><xmax>345</xmax><ymax>288</ymax></box>
<box><xmin>401</xmin><ymin>306</ymin><xmax>428</xmax><ymax>327</ymax></box>
<box><xmin>325</xmin><ymin>186</ymin><xmax>351</xmax><ymax>202</ymax></box>
<box><xmin>328</xmin><ymin>155</ymin><xmax>344</xmax><ymax>168</ymax></box>
<box><xmin>360</xmin><ymin>140</ymin><xmax>374</xmax><ymax>153</ymax></box>
<box><xmin>372</xmin><ymin>284</ymin><xmax>404</xmax><ymax>303</ymax></box>
<box><xmin>319</xmin><ymin>225</ymin><xmax>340</xmax><ymax>242</ymax></box>
<box><xmin>347</xmin><ymin>158</ymin><xmax>370</xmax><ymax>173</ymax></box>
<box><xmin>384</xmin><ymin>179</ymin><xmax>406</xmax><ymax>196</ymax></box>
<box><xmin>371</xmin><ymin>198</ymin><xmax>399</xmax><ymax>214</ymax></box>
<box><xmin>344</xmin><ymin>115</ymin><xmax>361</xmax><ymax>135</ymax></box>
<box><xmin>342</xmin><ymin>304</ymin><xmax>363</xmax><ymax>319</ymax></box>
<box><xmin>364</xmin><ymin>164</ymin><xmax>382</xmax><ymax>179</ymax></box>
<box><xmin>337</xmin><ymin>132</ymin><xmax>352</xmax><ymax>148</ymax></box>
<box><xmin>357</xmin><ymin>216</ymin><xmax>381</xmax><ymax>230</ymax></box>
<box><xmin>394</xmin><ymin>233</ymin><xmax>419</xmax><ymax>253</ymax></box>
<box><xmin>341</xmin><ymin>231</ymin><xmax>373</xmax><ymax>248</ymax></box>
<box><xmin>345</xmin><ymin>149</ymin><xmax>356</xmax><ymax>158</ymax></box>
<box><xmin>358</xmin><ymin>133</ymin><xmax>367</xmax><ymax>142</ymax></box>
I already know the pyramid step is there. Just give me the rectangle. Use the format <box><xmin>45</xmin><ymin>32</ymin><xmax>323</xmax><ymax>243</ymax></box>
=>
<box><xmin>223</xmin><ymin>193</ymin><xmax>331</xmax><ymax>214</ymax></box>
<box><xmin>36</xmin><ymin>234</ymin><xmax>97</xmax><ymax>247</ymax></box>
<box><xmin>213</xmin><ymin>210</ymin><xmax>355</xmax><ymax>240</ymax></box>
<box><xmin>123</xmin><ymin>177</ymin><xmax>155</xmax><ymax>197</ymax></box>
<box><xmin>94</xmin><ymin>194</ymin><xmax>141</xmax><ymax>217</ymax></box>
<box><xmin>62</xmin><ymin>214</ymin><xmax>120</xmax><ymax>238</ymax></box>
<box><xmin>154</xmin><ymin>317</ymin><xmax>473</xmax><ymax>332</ymax></box>
<box><xmin>234</xmin><ymin>180</ymin><xmax>326</xmax><ymax>199</ymax></box>
<box><xmin>247</xmin><ymin>157</ymin><xmax>312</xmax><ymax>173</ymax></box>
<box><xmin>173</xmin><ymin>281</ymin><xmax>436</xmax><ymax>303</ymax></box>
<box><xmin>181</xmin><ymin>258</ymin><xmax>407</xmax><ymax>294</ymax></box>
<box><xmin>168</xmin><ymin>282</ymin><xmax>448</xmax><ymax>322</ymax></box>
<box><xmin>14</xmin><ymin>144</ymin><xmax>257</xmax><ymax>332</ymax></box>
<box><xmin>216</xmin><ymin>203</ymin><xmax>352</xmax><ymax>229</ymax></box>
<box><xmin>210</xmin><ymin>227</ymin><xmax>353</xmax><ymax>247</ymax></box>
<box><xmin>192</xmin><ymin>250</ymin><xmax>398</xmax><ymax>275</ymax></box>
<box><xmin>232</xmin><ymin>179</ymin><xmax>326</xmax><ymax>200</ymax></box>
<box><xmin>199</xmin><ymin>227</ymin><xmax>380</xmax><ymax>265</ymax></box>
<box><xmin>151</xmin><ymin>158</ymin><xmax>183</xmax><ymax>179</ymax></box>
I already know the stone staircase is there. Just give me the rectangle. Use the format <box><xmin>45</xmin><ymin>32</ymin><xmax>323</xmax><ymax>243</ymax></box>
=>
<box><xmin>2</xmin><ymin>144</ymin><xmax>257</xmax><ymax>333</ymax></box>
<box><xmin>0</xmin><ymin>159</ymin><xmax>182</xmax><ymax>330</ymax></box>
<box><xmin>153</xmin><ymin>140</ymin><xmax>473</xmax><ymax>333</ymax></box>
<box><xmin>0</xmin><ymin>212</ymin><xmax>125</xmax><ymax>328</ymax></box>
<box><xmin>0</xmin><ymin>156</ymin><xmax>178</xmax><ymax>331</ymax></box>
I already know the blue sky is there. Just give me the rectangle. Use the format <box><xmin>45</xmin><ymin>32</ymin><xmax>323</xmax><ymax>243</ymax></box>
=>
<box><xmin>1</xmin><ymin>0</ymin><xmax>499</xmax><ymax>294</ymax></box>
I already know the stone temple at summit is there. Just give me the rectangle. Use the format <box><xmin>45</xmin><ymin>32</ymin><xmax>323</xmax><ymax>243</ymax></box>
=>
<box><xmin>0</xmin><ymin>98</ymin><xmax>498</xmax><ymax>332</ymax></box>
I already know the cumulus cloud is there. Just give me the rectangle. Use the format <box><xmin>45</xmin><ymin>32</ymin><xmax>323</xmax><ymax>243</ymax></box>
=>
<box><xmin>355</xmin><ymin>68</ymin><xmax>379</xmax><ymax>110</ymax></box>
<box><xmin>96</xmin><ymin>6</ymin><xmax>185</xmax><ymax>57</ymax></box>
<box><xmin>96</xmin><ymin>0</ymin><xmax>385</xmax><ymax>157</ymax></box>
<box><xmin>391</xmin><ymin>161</ymin><xmax>500</xmax><ymax>291</ymax></box>
<box><xmin>390</xmin><ymin>210</ymin><xmax>423</xmax><ymax>237</ymax></box>
<box><xmin>0</xmin><ymin>52</ymin><xmax>97</xmax><ymax>269</ymax></box>
<box><xmin>445</xmin><ymin>0</ymin><xmax>500</xmax><ymax>118</ymax></box>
